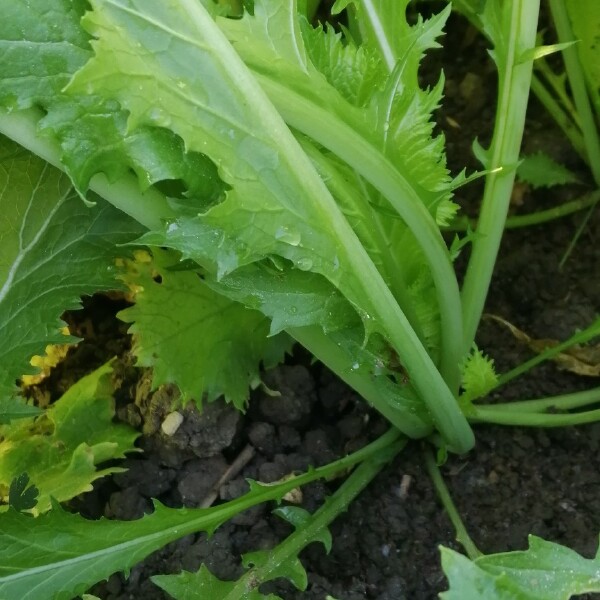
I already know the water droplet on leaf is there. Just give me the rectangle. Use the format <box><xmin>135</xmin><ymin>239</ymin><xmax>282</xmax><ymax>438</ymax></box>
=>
<box><xmin>296</xmin><ymin>258</ymin><xmax>313</xmax><ymax>271</ymax></box>
<box><xmin>275</xmin><ymin>226</ymin><xmax>301</xmax><ymax>246</ymax></box>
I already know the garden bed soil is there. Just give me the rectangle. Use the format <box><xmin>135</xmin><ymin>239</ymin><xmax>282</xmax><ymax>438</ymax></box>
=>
<box><xmin>33</xmin><ymin>9</ymin><xmax>600</xmax><ymax>600</ymax></box>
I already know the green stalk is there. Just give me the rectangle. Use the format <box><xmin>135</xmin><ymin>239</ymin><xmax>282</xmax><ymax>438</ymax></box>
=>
<box><xmin>446</xmin><ymin>190</ymin><xmax>600</xmax><ymax>231</ymax></box>
<box><xmin>470</xmin><ymin>406</ymin><xmax>600</xmax><ymax>427</ymax></box>
<box><xmin>298</xmin><ymin>137</ymin><xmax>429</xmax><ymax>348</ymax></box>
<box><xmin>530</xmin><ymin>74</ymin><xmax>588</xmax><ymax>163</ymax></box>
<box><xmin>290</xmin><ymin>325</ymin><xmax>432</xmax><ymax>438</ymax></box>
<box><xmin>549</xmin><ymin>0</ymin><xmax>600</xmax><ymax>186</ymax></box>
<box><xmin>259</xmin><ymin>77</ymin><xmax>464</xmax><ymax>391</ymax></box>
<box><xmin>460</xmin><ymin>0</ymin><xmax>541</xmax><ymax>353</ymax></box>
<box><xmin>423</xmin><ymin>447</ymin><xmax>481</xmax><ymax>560</ymax></box>
<box><xmin>494</xmin><ymin>316</ymin><xmax>600</xmax><ymax>389</ymax></box>
<box><xmin>476</xmin><ymin>387</ymin><xmax>600</xmax><ymax>414</ymax></box>
<box><xmin>218</xmin><ymin>436</ymin><xmax>407</xmax><ymax>600</ymax></box>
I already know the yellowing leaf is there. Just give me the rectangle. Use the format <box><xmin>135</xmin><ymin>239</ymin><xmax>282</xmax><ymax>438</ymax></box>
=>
<box><xmin>0</xmin><ymin>363</ymin><xmax>139</xmax><ymax>514</ymax></box>
<box><xmin>487</xmin><ymin>315</ymin><xmax>600</xmax><ymax>377</ymax></box>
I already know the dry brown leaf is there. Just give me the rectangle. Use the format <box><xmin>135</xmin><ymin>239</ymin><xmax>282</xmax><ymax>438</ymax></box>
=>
<box><xmin>485</xmin><ymin>314</ymin><xmax>600</xmax><ymax>377</ymax></box>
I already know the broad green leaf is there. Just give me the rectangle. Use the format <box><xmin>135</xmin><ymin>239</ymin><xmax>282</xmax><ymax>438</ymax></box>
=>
<box><xmin>0</xmin><ymin>363</ymin><xmax>139</xmax><ymax>513</ymax></box>
<box><xmin>517</xmin><ymin>152</ymin><xmax>580</xmax><ymax>188</ymax></box>
<box><xmin>0</xmin><ymin>0</ymin><xmax>222</xmax><ymax>200</ymax></box>
<box><xmin>152</xmin><ymin>565</ymin><xmax>282</xmax><ymax>600</ymax></box>
<box><xmin>565</xmin><ymin>0</ymin><xmax>600</xmax><ymax>118</ymax></box>
<box><xmin>441</xmin><ymin>536</ymin><xmax>600</xmax><ymax>600</ymax></box>
<box><xmin>118</xmin><ymin>249</ymin><xmax>292</xmax><ymax>409</ymax></box>
<box><xmin>68</xmin><ymin>0</ymin><xmax>374</xmax><ymax>315</ymax></box>
<box><xmin>0</xmin><ymin>136</ymin><xmax>144</xmax><ymax>411</ymax></box>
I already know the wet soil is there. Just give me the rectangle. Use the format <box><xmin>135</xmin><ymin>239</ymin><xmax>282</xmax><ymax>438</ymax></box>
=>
<box><xmin>38</xmin><ymin>8</ymin><xmax>600</xmax><ymax>600</ymax></box>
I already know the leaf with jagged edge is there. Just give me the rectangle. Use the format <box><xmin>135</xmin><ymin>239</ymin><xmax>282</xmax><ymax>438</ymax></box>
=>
<box><xmin>225</xmin><ymin>0</ymin><xmax>453</xmax><ymax>355</ymax></box>
<box><xmin>0</xmin><ymin>135</ymin><xmax>144</xmax><ymax>417</ymax></box>
<box><xmin>459</xmin><ymin>345</ymin><xmax>497</xmax><ymax>408</ymax></box>
<box><xmin>67</xmin><ymin>0</ymin><xmax>397</xmax><ymax>337</ymax></box>
<box><xmin>151</xmin><ymin>504</ymin><xmax>334</xmax><ymax>599</ymax></box>
<box><xmin>0</xmin><ymin>0</ymin><xmax>223</xmax><ymax>202</ymax></box>
<box><xmin>0</xmin><ymin>363</ymin><xmax>139</xmax><ymax>514</ymax></box>
<box><xmin>441</xmin><ymin>536</ymin><xmax>600</xmax><ymax>599</ymax></box>
<box><xmin>118</xmin><ymin>249</ymin><xmax>292</xmax><ymax>409</ymax></box>
<box><xmin>300</xmin><ymin>19</ymin><xmax>386</xmax><ymax>107</ymax></box>
<box><xmin>0</xmin><ymin>459</ymin><xmax>352</xmax><ymax>600</ymax></box>
<box><xmin>152</xmin><ymin>565</ymin><xmax>283</xmax><ymax>600</ymax></box>
<box><xmin>517</xmin><ymin>152</ymin><xmax>581</xmax><ymax>188</ymax></box>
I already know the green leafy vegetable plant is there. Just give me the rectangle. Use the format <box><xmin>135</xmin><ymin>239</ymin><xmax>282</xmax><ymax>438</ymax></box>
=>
<box><xmin>0</xmin><ymin>0</ymin><xmax>599</xmax><ymax>598</ymax></box>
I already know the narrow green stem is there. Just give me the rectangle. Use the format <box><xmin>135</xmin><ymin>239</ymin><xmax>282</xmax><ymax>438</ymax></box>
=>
<box><xmin>290</xmin><ymin>325</ymin><xmax>433</xmax><ymax>438</ymax></box>
<box><xmin>476</xmin><ymin>387</ymin><xmax>600</xmax><ymax>414</ymax></box>
<box><xmin>460</xmin><ymin>0</ymin><xmax>541</xmax><ymax>354</ymax></box>
<box><xmin>299</xmin><ymin>137</ymin><xmax>429</xmax><ymax>348</ymax></box>
<box><xmin>549</xmin><ymin>0</ymin><xmax>600</xmax><ymax>186</ymax></box>
<box><xmin>535</xmin><ymin>60</ymin><xmax>582</xmax><ymax>129</ymax></box>
<box><xmin>224</xmin><ymin>437</ymin><xmax>407</xmax><ymax>599</ymax></box>
<box><xmin>446</xmin><ymin>190</ymin><xmax>600</xmax><ymax>231</ymax></box>
<box><xmin>423</xmin><ymin>447</ymin><xmax>481</xmax><ymax>560</ymax></box>
<box><xmin>530</xmin><ymin>74</ymin><xmax>588</xmax><ymax>163</ymax></box>
<box><xmin>494</xmin><ymin>316</ymin><xmax>600</xmax><ymax>389</ymax></box>
<box><xmin>470</xmin><ymin>406</ymin><xmax>600</xmax><ymax>427</ymax></box>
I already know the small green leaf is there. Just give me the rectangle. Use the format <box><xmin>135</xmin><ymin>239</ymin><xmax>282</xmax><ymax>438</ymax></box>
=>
<box><xmin>518</xmin><ymin>41</ymin><xmax>577</xmax><ymax>63</ymax></box>
<box><xmin>459</xmin><ymin>346</ymin><xmax>498</xmax><ymax>406</ymax></box>
<box><xmin>7</xmin><ymin>473</ymin><xmax>39</xmax><ymax>512</ymax></box>
<box><xmin>152</xmin><ymin>565</ymin><xmax>282</xmax><ymax>600</ymax></box>
<box><xmin>517</xmin><ymin>152</ymin><xmax>580</xmax><ymax>188</ymax></box>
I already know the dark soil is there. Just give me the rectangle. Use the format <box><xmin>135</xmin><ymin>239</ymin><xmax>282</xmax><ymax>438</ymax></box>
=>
<box><xmin>37</xmin><ymin>8</ymin><xmax>600</xmax><ymax>600</ymax></box>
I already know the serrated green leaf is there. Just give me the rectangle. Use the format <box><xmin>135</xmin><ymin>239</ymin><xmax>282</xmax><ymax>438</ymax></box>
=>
<box><xmin>459</xmin><ymin>346</ymin><xmax>498</xmax><ymax>406</ymax></box>
<box><xmin>517</xmin><ymin>152</ymin><xmax>580</xmax><ymax>188</ymax></box>
<box><xmin>0</xmin><ymin>136</ymin><xmax>144</xmax><ymax>413</ymax></box>
<box><xmin>0</xmin><ymin>437</ymin><xmax>376</xmax><ymax>600</ymax></box>
<box><xmin>118</xmin><ymin>249</ymin><xmax>292</xmax><ymax>408</ymax></box>
<box><xmin>152</xmin><ymin>565</ymin><xmax>282</xmax><ymax>600</ymax></box>
<box><xmin>0</xmin><ymin>363</ymin><xmax>139</xmax><ymax>513</ymax></box>
<box><xmin>0</xmin><ymin>0</ymin><xmax>223</xmax><ymax>200</ymax></box>
<box><xmin>441</xmin><ymin>536</ymin><xmax>600</xmax><ymax>600</ymax></box>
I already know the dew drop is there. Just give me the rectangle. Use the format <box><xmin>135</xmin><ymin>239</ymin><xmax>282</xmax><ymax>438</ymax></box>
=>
<box><xmin>296</xmin><ymin>258</ymin><xmax>313</xmax><ymax>271</ymax></box>
<box><xmin>275</xmin><ymin>226</ymin><xmax>301</xmax><ymax>246</ymax></box>
<box><xmin>149</xmin><ymin>107</ymin><xmax>171</xmax><ymax>127</ymax></box>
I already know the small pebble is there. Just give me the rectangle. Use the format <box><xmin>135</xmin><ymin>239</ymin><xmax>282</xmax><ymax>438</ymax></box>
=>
<box><xmin>161</xmin><ymin>411</ymin><xmax>184</xmax><ymax>436</ymax></box>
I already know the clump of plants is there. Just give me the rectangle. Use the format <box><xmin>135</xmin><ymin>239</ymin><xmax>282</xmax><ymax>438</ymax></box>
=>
<box><xmin>0</xmin><ymin>0</ymin><xmax>599</xmax><ymax>598</ymax></box>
